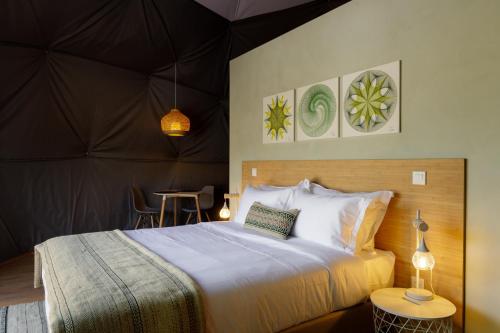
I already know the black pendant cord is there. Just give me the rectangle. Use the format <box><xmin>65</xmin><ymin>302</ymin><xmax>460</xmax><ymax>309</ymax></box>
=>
<box><xmin>174</xmin><ymin>63</ymin><xmax>177</xmax><ymax>109</ymax></box>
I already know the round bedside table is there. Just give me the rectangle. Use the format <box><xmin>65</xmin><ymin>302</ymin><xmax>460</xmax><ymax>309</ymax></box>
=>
<box><xmin>370</xmin><ymin>288</ymin><xmax>456</xmax><ymax>333</ymax></box>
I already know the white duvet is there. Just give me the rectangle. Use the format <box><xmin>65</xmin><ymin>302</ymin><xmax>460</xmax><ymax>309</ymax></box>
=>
<box><xmin>123</xmin><ymin>222</ymin><xmax>394</xmax><ymax>333</ymax></box>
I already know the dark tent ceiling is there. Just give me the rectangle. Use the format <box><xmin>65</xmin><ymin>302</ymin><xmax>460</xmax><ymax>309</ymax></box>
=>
<box><xmin>0</xmin><ymin>0</ymin><xmax>349</xmax><ymax>262</ymax></box>
<box><xmin>195</xmin><ymin>0</ymin><xmax>316</xmax><ymax>21</ymax></box>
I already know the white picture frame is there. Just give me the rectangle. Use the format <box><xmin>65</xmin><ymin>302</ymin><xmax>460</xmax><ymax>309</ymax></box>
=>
<box><xmin>341</xmin><ymin>61</ymin><xmax>400</xmax><ymax>137</ymax></box>
<box><xmin>262</xmin><ymin>90</ymin><xmax>295</xmax><ymax>144</ymax></box>
<box><xmin>295</xmin><ymin>77</ymin><xmax>339</xmax><ymax>141</ymax></box>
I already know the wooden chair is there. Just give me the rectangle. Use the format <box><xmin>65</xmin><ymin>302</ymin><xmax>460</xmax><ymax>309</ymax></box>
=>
<box><xmin>182</xmin><ymin>185</ymin><xmax>214</xmax><ymax>224</ymax></box>
<box><xmin>131</xmin><ymin>187</ymin><xmax>161</xmax><ymax>229</ymax></box>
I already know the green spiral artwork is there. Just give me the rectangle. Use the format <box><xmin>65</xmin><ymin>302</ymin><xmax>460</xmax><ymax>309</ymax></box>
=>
<box><xmin>298</xmin><ymin>84</ymin><xmax>336</xmax><ymax>138</ymax></box>
<box><xmin>264</xmin><ymin>95</ymin><xmax>292</xmax><ymax>141</ymax></box>
<box><xmin>344</xmin><ymin>70</ymin><xmax>397</xmax><ymax>133</ymax></box>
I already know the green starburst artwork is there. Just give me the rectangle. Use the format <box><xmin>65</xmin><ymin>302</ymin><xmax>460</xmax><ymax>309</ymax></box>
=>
<box><xmin>263</xmin><ymin>91</ymin><xmax>294</xmax><ymax>143</ymax></box>
<box><xmin>344</xmin><ymin>70</ymin><xmax>397</xmax><ymax>132</ymax></box>
<box><xmin>342</xmin><ymin>61</ymin><xmax>400</xmax><ymax>137</ymax></box>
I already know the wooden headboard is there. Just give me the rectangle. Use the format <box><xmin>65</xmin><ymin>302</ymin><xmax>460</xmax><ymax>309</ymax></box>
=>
<box><xmin>241</xmin><ymin>159</ymin><xmax>465</xmax><ymax>329</ymax></box>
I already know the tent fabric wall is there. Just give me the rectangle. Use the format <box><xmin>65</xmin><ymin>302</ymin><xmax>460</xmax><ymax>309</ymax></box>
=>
<box><xmin>0</xmin><ymin>0</ymin><xmax>348</xmax><ymax>262</ymax></box>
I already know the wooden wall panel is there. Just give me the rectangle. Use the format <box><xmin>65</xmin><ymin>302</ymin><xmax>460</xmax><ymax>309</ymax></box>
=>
<box><xmin>241</xmin><ymin>159</ymin><xmax>465</xmax><ymax>329</ymax></box>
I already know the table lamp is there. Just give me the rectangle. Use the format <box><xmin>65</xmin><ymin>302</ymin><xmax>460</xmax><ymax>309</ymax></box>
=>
<box><xmin>405</xmin><ymin>210</ymin><xmax>435</xmax><ymax>301</ymax></box>
<box><xmin>219</xmin><ymin>193</ymin><xmax>239</xmax><ymax>220</ymax></box>
<box><xmin>219</xmin><ymin>198</ymin><xmax>230</xmax><ymax>219</ymax></box>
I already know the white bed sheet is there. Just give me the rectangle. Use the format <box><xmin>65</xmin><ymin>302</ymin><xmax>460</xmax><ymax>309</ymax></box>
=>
<box><xmin>123</xmin><ymin>222</ymin><xmax>395</xmax><ymax>333</ymax></box>
<box><xmin>359</xmin><ymin>249</ymin><xmax>395</xmax><ymax>292</ymax></box>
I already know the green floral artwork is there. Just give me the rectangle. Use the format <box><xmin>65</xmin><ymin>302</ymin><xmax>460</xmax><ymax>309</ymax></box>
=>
<box><xmin>264</xmin><ymin>95</ymin><xmax>292</xmax><ymax>141</ymax></box>
<box><xmin>298</xmin><ymin>84</ymin><xmax>335</xmax><ymax>137</ymax></box>
<box><xmin>344</xmin><ymin>70</ymin><xmax>397</xmax><ymax>133</ymax></box>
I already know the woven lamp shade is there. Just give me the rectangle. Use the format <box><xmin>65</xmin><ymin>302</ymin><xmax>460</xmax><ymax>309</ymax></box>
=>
<box><xmin>161</xmin><ymin>108</ymin><xmax>190</xmax><ymax>136</ymax></box>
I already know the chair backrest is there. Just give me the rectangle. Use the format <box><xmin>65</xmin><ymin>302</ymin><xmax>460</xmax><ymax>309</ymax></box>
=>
<box><xmin>198</xmin><ymin>185</ymin><xmax>214</xmax><ymax>210</ymax></box>
<box><xmin>131</xmin><ymin>187</ymin><xmax>147</xmax><ymax>212</ymax></box>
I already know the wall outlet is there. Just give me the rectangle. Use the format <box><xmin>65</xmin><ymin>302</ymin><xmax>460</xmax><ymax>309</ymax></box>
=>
<box><xmin>412</xmin><ymin>171</ymin><xmax>426</xmax><ymax>185</ymax></box>
<box><xmin>411</xmin><ymin>276</ymin><xmax>425</xmax><ymax>289</ymax></box>
<box><xmin>251</xmin><ymin>168</ymin><xmax>257</xmax><ymax>177</ymax></box>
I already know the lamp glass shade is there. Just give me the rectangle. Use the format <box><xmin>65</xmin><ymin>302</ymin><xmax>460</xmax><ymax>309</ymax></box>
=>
<box><xmin>412</xmin><ymin>235</ymin><xmax>435</xmax><ymax>271</ymax></box>
<box><xmin>161</xmin><ymin>108</ymin><xmax>190</xmax><ymax>136</ymax></box>
<box><xmin>219</xmin><ymin>201</ymin><xmax>230</xmax><ymax>219</ymax></box>
<box><xmin>412</xmin><ymin>249</ymin><xmax>435</xmax><ymax>271</ymax></box>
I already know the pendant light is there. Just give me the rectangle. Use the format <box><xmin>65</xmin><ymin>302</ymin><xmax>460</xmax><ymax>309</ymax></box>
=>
<box><xmin>161</xmin><ymin>64</ymin><xmax>190</xmax><ymax>136</ymax></box>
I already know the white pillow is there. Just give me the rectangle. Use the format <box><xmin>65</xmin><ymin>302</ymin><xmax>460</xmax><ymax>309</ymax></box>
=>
<box><xmin>309</xmin><ymin>182</ymin><xmax>340</xmax><ymax>195</ymax></box>
<box><xmin>309</xmin><ymin>183</ymin><xmax>393</xmax><ymax>252</ymax></box>
<box><xmin>258</xmin><ymin>179</ymin><xmax>310</xmax><ymax>192</ymax></box>
<box><xmin>234</xmin><ymin>186</ymin><xmax>293</xmax><ymax>224</ymax></box>
<box><xmin>288</xmin><ymin>190</ymin><xmax>371</xmax><ymax>252</ymax></box>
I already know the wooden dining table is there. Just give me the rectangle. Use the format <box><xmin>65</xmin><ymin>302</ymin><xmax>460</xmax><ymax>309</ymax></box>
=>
<box><xmin>153</xmin><ymin>190</ymin><xmax>203</xmax><ymax>227</ymax></box>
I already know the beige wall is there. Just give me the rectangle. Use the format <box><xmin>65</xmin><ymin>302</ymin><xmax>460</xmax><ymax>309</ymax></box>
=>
<box><xmin>229</xmin><ymin>0</ymin><xmax>500</xmax><ymax>331</ymax></box>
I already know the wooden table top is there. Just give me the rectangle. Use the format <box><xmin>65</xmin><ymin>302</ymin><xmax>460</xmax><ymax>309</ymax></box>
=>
<box><xmin>371</xmin><ymin>288</ymin><xmax>456</xmax><ymax>320</ymax></box>
<box><xmin>153</xmin><ymin>189</ymin><xmax>181</xmax><ymax>195</ymax></box>
<box><xmin>153</xmin><ymin>190</ymin><xmax>201</xmax><ymax>198</ymax></box>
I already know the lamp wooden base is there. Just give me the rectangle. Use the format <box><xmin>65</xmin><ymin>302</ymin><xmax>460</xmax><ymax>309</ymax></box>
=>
<box><xmin>406</xmin><ymin>288</ymin><xmax>434</xmax><ymax>301</ymax></box>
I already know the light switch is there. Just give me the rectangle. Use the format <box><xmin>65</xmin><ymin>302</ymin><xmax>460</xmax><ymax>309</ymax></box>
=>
<box><xmin>251</xmin><ymin>168</ymin><xmax>257</xmax><ymax>177</ymax></box>
<box><xmin>412</xmin><ymin>171</ymin><xmax>426</xmax><ymax>185</ymax></box>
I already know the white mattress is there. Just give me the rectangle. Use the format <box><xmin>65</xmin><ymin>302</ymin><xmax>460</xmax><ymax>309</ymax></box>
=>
<box><xmin>123</xmin><ymin>222</ymin><xmax>395</xmax><ymax>333</ymax></box>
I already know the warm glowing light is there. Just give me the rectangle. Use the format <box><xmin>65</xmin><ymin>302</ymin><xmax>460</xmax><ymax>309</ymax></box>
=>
<box><xmin>412</xmin><ymin>250</ymin><xmax>435</xmax><ymax>271</ymax></box>
<box><xmin>161</xmin><ymin>108</ymin><xmax>190</xmax><ymax>136</ymax></box>
<box><xmin>219</xmin><ymin>201</ymin><xmax>230</xmax><ymax>219</ymax></box>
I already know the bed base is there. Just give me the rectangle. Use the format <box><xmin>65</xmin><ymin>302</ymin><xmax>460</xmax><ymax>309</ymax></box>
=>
<box><xmin>280</xmin><ymin>302</ymin><xmax>374</xmax><ymax>333</ymax></box>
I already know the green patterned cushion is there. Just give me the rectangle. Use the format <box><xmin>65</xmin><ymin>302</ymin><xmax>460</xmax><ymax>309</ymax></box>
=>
<box><xmin>244</xmin><ymin>202</ymin><xmax>299</xmax><ymax>239</ymax></box>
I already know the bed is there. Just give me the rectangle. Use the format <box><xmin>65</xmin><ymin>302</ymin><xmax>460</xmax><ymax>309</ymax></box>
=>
<box><xmin>38</xmin><ymin>222</ymin><xmax>394</xmax><ymax>333</ymax></box>
<box><xmin>33</xmin><ymin>158</ymin><xmax>464</xmax><ymax>333</ymax></box>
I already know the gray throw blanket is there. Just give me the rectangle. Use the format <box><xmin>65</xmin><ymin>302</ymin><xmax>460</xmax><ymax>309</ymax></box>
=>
<box><xmin>0</xmin><ymin>301</ymin><xmax>47</xmax><ymax>333</ymax></box>
<box><xmin>34</xmin><ymin>230</ymin><xmax>204</xmax><ymax>333</ymax></box>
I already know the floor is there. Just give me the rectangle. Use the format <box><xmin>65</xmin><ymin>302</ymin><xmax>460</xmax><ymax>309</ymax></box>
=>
<box><xmin>0</xmin><ymin>253</ymin><xmax>44</xmax><ymax>307</ymax></box>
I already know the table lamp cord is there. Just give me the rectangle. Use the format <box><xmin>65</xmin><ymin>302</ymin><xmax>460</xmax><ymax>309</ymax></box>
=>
<box><xmin>430</xmin><ymin>268</ymin><xmax>436</xmax><ymax>295</ymax></box>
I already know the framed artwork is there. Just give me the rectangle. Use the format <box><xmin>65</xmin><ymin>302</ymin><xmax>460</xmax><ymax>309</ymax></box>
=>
<box><xmin>263</xmin><ymin>90</ymin><xmax>295</xmax><ymax>144</ymax></box>
<box><xmin>341</xmin><ymin>60</ymin><xmax>400</xmax><ymax>137</ymax></box>
<box><xmin>296</xmin><ymin>78</ymin><xmax>339</xmax><ymax>141</ymax></box>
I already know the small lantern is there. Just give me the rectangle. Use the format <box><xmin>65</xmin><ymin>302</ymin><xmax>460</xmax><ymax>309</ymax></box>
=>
<box><xmin>161</xmin><ymin>64</ymin><xmax>189</xmax><ymax>137</ymax></box>
<box><xmin>161</xmin><ymin>108</ymin><xmax>190</xmax><ymax>136</ymax></box>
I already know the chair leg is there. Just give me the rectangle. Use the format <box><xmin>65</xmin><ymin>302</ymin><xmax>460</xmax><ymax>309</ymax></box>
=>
<box><xmin>205</xmin><ymin>211</ymin><xmax>211</xmax><ymax>222</ymax></box>
<box><xmin>159</xmin><ymin>213</ymin><xmax>165</xmax><ymax>227</ymax></box>
<box><xmin>150</xmin><ymin>215</ymin><xmax>154</xmax><ymax>228</ymax></box>
<box><xmin>185</xmin><ymin>212</ymin><xmax>192</xmax><ymax>225</ymax></box>
<box><xmin>135</xmin><ymin>215</ymin><xmax>143</xmax><ymax>229</ymax></box>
